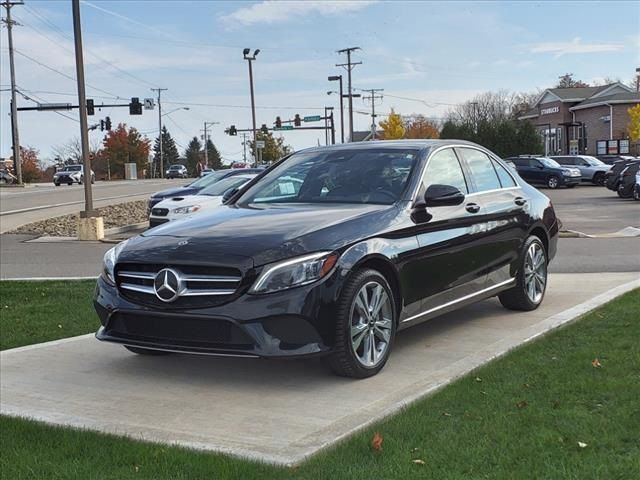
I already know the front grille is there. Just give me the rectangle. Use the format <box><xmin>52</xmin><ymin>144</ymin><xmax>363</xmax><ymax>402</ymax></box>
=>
<box><xmin>116</xmin><ymin>263</ymin><xmax>243</xmax><ymax>309</ymax></box>
<box><xmin>108</xmin><ymin>312</ymin><xmax>253</xmax><ymax>349</ymax></box>
<box><xmin>151</xmin><ymin>207</ymin><xmax>169</xmax><ymax>217</ymax></box>
<box><xmin>149</xmin><ymin>218</ymin><xmax>170</xmax><ymax>228</ymax></box>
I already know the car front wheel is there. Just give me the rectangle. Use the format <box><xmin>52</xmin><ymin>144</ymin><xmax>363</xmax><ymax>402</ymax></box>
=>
<box><xmin>593</xmin><ymin>172</ymin><xmax>605</xmax><ymax>186</ymax></box>
<box><xmin>547</xmin><ymin>176</ymin><xmax>559</xmax><ymax>189</ymax></box>
<box><xmin>499</xmin><ymin>235</ymin><xmax>547</xmax><ymax>311</ymax></box>
<box><xmin>326</xmin><ymin>269</ymin><xmax>397</xmax><ymax>378</ymax></box>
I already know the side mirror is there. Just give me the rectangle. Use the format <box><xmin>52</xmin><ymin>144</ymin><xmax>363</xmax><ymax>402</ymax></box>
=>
<box><xmin>222</xmin><ymin>187</ymin><xmax>239</xmax><ymax>204</ymax></box>
<box><xmin>424</xmin><ymin>184</ymin><xmax>465</xmax><ymax>207</ymax></box>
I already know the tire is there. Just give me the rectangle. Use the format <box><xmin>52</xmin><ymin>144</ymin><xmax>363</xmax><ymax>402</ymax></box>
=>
<box><xmin>67</xmin><ymin>182</ymin><xmax>73</xmax><ymax>186</ymax></box>
<box><xmin>633</xmin><ymin>189</ymin><xmax>640</xmax><ymax>201</ymax></box>
<box><xmin>547</xmin><ymin>176</ymin><xmax>560</xmax><ymax>189</ymax></box>
<box><xmin>124</xmin><ymin>345</ymin><xmax>171</xmax><ymax>356</ymax></box>
<box><xmin>91</xmin><ymin>177</ymin><xmax>95</xmax><ymax>184</ymax></box>
<box><xmin>593</xmin><ymin>172</ymin><xmax>605</xmax><ymax>186</ymax></box>
<box><xmin>499</xmin><ymin>235</ymin><xmax>548</xmax><ymax>311</ymax></box>
<box><xmin>325</xmin><ymin>269</ymin><xmax>397</xmax><ymax>378</ymax></box>
<box><xmin>617</xmin><ymin>187</ymin><xmax>632</xmax><ymax>199</ymax></box>
<box><xmin>54</xmin><ymin>182</ymin><xmax>60</xmax><ymax>187</ymax></box>
<box><xmin>79</xmin><ymin>176</ymin><xmax>83</xmax><ymax>185</ymax></box>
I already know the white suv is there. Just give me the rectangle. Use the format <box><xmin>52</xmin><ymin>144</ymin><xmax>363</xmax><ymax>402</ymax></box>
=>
<box><xmin>53</xmin><ymin>165</ymin><xmax>95</xmax><ymax>186</ymax></box>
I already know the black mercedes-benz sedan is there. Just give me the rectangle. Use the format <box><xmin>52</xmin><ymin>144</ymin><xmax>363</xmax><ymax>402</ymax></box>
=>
<box><xmin>95</xmin><ymin>140</ymin><xmax>559</xmax><ymax>378</ymax></box>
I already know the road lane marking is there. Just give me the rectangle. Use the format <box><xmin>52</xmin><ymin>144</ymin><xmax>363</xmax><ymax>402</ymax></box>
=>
<box><xmin>0</xmin><ymin>192</ymin><xmax>154</xmax><ymax>216</ymax></box>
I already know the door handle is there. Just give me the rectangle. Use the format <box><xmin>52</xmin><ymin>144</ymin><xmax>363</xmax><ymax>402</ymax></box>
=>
<box><xmin>514</xmin><ymin>197</ymin><xmax>527</xmax><ymax>206</ymax></box>
<box><xmin>465</xmin><ymin>203</ymin><xmax>480</xmax><ymax>214</ymax></box>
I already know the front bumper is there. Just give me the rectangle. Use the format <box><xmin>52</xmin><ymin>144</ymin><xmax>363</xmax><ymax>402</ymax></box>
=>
<box><xmin>560</xmin><ymin>176</ymin><xmax>581</xmax><ymax>186</ymax></box>
<box><xmin>94</xmin><ymin>271</ymin><xmax>341</xmax><ymax>358</ymax></box>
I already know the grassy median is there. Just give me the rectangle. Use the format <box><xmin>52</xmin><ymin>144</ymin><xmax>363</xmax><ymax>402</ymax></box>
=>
<box><xmin>1</xmin><ymin>281</ymin><xmax>639</xmax><ymax>479</ymax></box>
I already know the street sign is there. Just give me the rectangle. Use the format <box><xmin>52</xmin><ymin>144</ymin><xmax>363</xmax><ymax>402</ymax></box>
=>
<box><xmin>37</xmin><ymin>103</ymin><xmax>72</xmax><ymax>111</ymax></box>
<box><xmin>256</xmin><ymin>140</ymin><xmax>266</xmax><ymax>149</ymax></box>
<box><xmin>303</xmin><ymin>115</ymin><xmax>321</xmax><ymax>122</ymax></box>
<box><xmin>274</xmin><ymin>125</ymin><xmax>294</xmax><ymax>130</ymax></box>
<box><xmin>143</xmin><ymin>98</ymin><xmax>155</xmax><ymax>110</ymax></box>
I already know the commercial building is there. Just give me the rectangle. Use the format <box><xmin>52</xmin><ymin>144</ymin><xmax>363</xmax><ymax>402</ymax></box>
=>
<box><xmin>519</xmin><ymin>82</ymin><xmax>639</xmax><ymax>156</ymax></box>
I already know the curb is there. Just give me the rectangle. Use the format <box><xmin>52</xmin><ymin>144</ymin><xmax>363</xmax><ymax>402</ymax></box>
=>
<box><xmin>560</xmin><ymin>226</ymin><xmax>640</xmax><ymax>239</ymax></box>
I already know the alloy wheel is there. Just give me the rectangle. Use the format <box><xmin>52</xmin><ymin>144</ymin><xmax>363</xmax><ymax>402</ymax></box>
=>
<box><xmin>350</xmin><ymin>281</ymin><xmax>393</xmax><ymax>368</ymax></box>
<box><xmin>547</xmin><ymin>176</ymin><xmax>559</xmax><ymax>189</ymax></box>
<box><xmin>524</xmin><ymin>242</ymin><xmax>546</xmax><ymax>304</ymax></box>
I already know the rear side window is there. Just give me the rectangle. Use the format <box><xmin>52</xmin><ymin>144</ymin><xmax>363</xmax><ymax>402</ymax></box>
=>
<box><xmin>491</xmin><ymin>159</ymin><xmax>517</xmax><ymax>187</ymax></box>
<box><xmin>458</xmin><ymin>148</ymin><xmax>501</xmax><ymax>192</ymax></box>
<box><xmin>556</xmin><ymin>157</ymin><xmax>574</xmax><ymax>165</ymax></box>
<box><xmin>423</xmin><ymin>148</ymin><xmax>468</xmax><ymax>193</ymax></box>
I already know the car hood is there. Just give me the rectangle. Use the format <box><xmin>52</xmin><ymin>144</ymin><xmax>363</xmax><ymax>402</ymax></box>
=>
<box><xmin>127</xmin><ymin>203</ymin><xmax>399</xmax><ymax>267</ymax></box>
<box><xmin>155</xmin><ymin>195</ymin><xmax>223</xmax><ymax>210</ymax></box>
<box><xmin>151</xmin><ymin>185</ymin><xmax>201</xmax><ymax>199</ymax></box>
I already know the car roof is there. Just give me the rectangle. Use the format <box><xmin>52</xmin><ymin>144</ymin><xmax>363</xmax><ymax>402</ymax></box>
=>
<box><xmin>295</xmin><ymin>139</ymin><xmax>488</xmax><ymax>154</ymax></box>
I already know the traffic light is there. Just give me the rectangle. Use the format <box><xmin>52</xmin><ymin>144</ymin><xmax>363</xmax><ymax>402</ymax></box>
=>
<box><xmin>294</xmin><ymin>114</ymin><xmax>301</xmax><ymax>127</ymax></box>
<box><xmin>275</xmin><ymin>116</ymin><xmax>282</xmax><ymax>128</ymax></box>
<box><xmin>105</xmin><ymin>116</ymin><xmax>112</xmax><ymax>131</ymax></box>
<box><xmin>261</xmin><ymin>124</ymin><xmax>269</xmax><ymax>134</ymax></box>
<box><xmin>86</xmin><ymin>99</ymin><xmax>95</xmax><ymax>116</ymax></box>
<box><xmin>129</xmin><ymin>97</ymin><xmax>143</xmax><ymax>115</ymax></box>
<box><xmin>100</xmin><ymin>120</ymin><xmax>105</xmax><ymax>131</ymax></box>
<box><xmin>226</xmin><ymin>125</ymin><xmax>237</xmax><ymax>136</ymax></box>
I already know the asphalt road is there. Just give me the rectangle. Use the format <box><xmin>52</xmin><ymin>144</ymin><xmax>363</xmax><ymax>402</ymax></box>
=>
<box><xmin>0</xmin><ymin>179</ymin><xmax>186</xmax><ymax>233</ymax></box>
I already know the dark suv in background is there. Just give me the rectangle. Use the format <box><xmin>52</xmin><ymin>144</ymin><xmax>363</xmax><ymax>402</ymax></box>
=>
<box><xmin>504</xmin><ymin>156</ymin><xmax>581</xmax><ymax>189</ymax></box>
<box><xmin>605</xmin><ymin>158</ymin><xmax>640</xmax><ymax>197</ymax></box>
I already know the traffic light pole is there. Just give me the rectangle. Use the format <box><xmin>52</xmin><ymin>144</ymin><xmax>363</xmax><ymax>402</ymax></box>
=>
<box><xmin>151</xmin><ymin>88</ymin><xmax>167</xmax><ymax>178</ymax></box>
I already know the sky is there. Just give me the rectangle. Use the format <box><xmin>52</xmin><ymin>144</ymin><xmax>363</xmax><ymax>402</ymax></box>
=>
<box><xmin>1</xmin><ymin>0</ymin><xmax>638</xmax><ymax>164</ymax></box>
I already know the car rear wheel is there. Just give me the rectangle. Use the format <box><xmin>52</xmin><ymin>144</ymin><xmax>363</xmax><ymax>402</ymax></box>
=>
<box><xmin>634</xmin><ymin>189</ymin><xmax>640</xmax><ymax>201</ymax></box>
<box><xmin>547</xmin><ymin>176</ymin><xmax>559</xmax><ymax>189</ymax></box>
<box><xmin>499</xmin><ymin>236</ymin><xmax>547</xmax><ymax>311</ymax></box>
<box><xmin>124</xmin><ymin>345</ymin><xmax>171</xmax><ymax>356</ymax></box>
<box><xmin>54</xmin><ymin>182</ymin><xmax>60</xmax><ymax>187</ymax></box>
<box><xmin>617</xmin><ymin>187</ymin><xmax>632</xmax><ymax>199</ymax></box>
<box><xmin>593</xmin><ymin>172</ymin><xmax>605</xmax><ymax>186</ymax></box>
<box><xmin>325</xmin><ymin>269</ymin><xmax>397</xmax><ymax>378</ymax></box>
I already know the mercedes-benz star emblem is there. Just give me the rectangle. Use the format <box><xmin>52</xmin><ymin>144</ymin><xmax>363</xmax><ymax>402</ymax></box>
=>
<box><xmin>153</xmin><ymin>268</ymin><xmax>182</xmax><ymax>303</ymax></box>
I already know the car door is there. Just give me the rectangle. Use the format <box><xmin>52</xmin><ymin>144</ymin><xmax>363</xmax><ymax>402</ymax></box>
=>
<box><xmin>456</xmin><ymin>147</ymin><xmax>528</xmax><ymax>288</ymax></box>
<box><xmin>512</xmin><ymin>158</ymin><xmax>536</xmax><ymax>184</ymax></box>
<box><xmin>406</xmin><ymin>147</ymin><xmax>490</xmax><ymax>319</ymax></box>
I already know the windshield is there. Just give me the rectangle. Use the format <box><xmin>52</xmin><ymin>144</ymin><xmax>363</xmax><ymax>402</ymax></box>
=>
<box><xmin>238</xmin><ymin>148</ymin><xmax>419</xmax><ymax>206</ymax></box>
<box><xmin>199</xmin><ymin>176</ymin><xmax>253</xmax><ymax>196</ymax></box>
<box><xmin>64</xmin><ymin>165</ymin><xmax>82</xmax><ymax>172</ymax></box>
<box><xmin>189</xmin><ymin>170</ymin><xmax>229</xmax><ymax>187</ymax></box>
<box><xmin>583</xmin><ymin>156</ymin><xmax>604</xmax><ymax>166</ymax></box>
<box><xmin>539</xmin><ymin>158</ymin><xmax>562</xmax><ymax>169</ymax></box>
<box><xmin>169</xmin><ymin>165</ymin><xmax>182</xmax><ymax>170</ymax></box>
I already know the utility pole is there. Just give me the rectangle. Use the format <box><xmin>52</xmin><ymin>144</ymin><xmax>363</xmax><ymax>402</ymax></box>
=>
<box><xmin>2</xmin><ymin>0</ymin><xmax>24</xmax><ymax>184</ymax></box>
<box><xmin>241</xmin><ymin>132</ymin><xmax>248</xmax><ymax>163</ymax></box>
<box><xmin>337</xmin><ymin>47</ymin><xmax>361</xmax><ymax>142</ymax></box>
<box><xmin>151</xmin><ymin>87</ymin><xmax>167</xmax><ymax>177</ymax></box>
<box><xmin>202</xmin><ymin>121</ymin><xmax>219</xmax><ymax>167</ymax></box>
<box><xmin>363</xmin><ymin>89</ymin><xmax>384</xmax><ymax>140</ymax></box>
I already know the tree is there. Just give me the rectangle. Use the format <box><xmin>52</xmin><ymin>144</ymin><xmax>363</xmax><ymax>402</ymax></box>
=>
<box><xmin>102</xmin><ymin>123</ymin><xmax>151</xmax><ymax>179</ymax></box>
<box><xmin>628</xmin><ymin>104</ymin><xmax>640</xmax><ymax>142</ymax></box>
<box><xmin>249</xmin><ymin>131</ymin><xmax>292</xmax><ymax>163</ymax></box>
<box><xmin>20</xmin><ymin>147</ymin><xmax>42</xmax><ymax>183</ymax></box>
<box><xmin>556</xmin><ymin>73</ymin><xmax>589</xmax><ymax>88</ymax></box>
<box><xmin>152</xmin><ymin>126</ymin><xmax>180</xmax><ymax>176</ymax></box>
<box><xmin>184</xmin><ymin>137</ymin><xmax>202</xmax><ymax>176</ymax></box>
<box><xmin>379</xmin><ymin>108</ymin><xmax>405</xmax><ymax>139</ymax></box>
<box><xmin>52</xmin><ymin>137</ymin><xmax>102</xmax><ymax>165</ymax></box>
<box><xmin>404</xmin><ymin>115</ymin><xmax>439</xmax><ymax>139</ymax></box>
<box><xmin>206</xmin><ymin>139</ymin><xmax>223</xmax><ymax>170</ymax></box>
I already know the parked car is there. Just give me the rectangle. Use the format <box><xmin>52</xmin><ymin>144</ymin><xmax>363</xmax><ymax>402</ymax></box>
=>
<box><xmin>53</xmin><ymin>164</ymin><xmax>95</xmax><ymax>186</ymax></box>
<box><xmin>149</xmin><ymin>174</ymin><xmax>256</xmax><ymax>228</ymax></box>
<box><xmin>604</xmin><ymin>159</ymin><xmax>640</xmax><ymax>194</ymax></box>
<box><xmin>634</xmin><ymin>169</ymin><xmax>640</xmax><ymax>201</ymax></box>
<box><xmin>0</xmin><ymin>169</ymin><xmax>17</xmax><ymax>185</ymax></box>
<box><xmin>200</xmin><ymin>168</ymin><xmax>215</xmax><ymax>177</ymax></box>
<box><xmin>504</xmin><ymin>156</ymin><xmax>581</xmax><ymax>189</ymax></box>
<box><xmin>148</xmin><ymin>168</ymin><xmax>265</xmax><ymax>210</ymax></box>
<box><xmin>165</xmin><ymin>164</ymin><xmax>188</xmax><ymax>179</ymax></box>
<box><xmin>597</xmin><ymin>155</ymin><xmax>637</xmax><ymax>165</ymax></box>
<box><xmin>615</xmin><ymin>161</ymin><xmax>640</xmax><ymax>199</ymax></box>
<box><xmin>95</xmin><ymin>140</ymin><xmax>559</xmax><ymax>378</ymax></box>
<box><xmin>550</xmin><ymin>155</ymin><xmax>610</xmax><ymax>186</ymax></box>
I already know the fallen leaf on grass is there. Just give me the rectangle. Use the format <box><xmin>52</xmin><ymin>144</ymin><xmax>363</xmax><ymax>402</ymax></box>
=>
<box><xmin>578</xmin><ymin>442</ymin><xmax>588</xmax><ymax>448</ymax></box>
<box><xmin>411</xmin><ymin>447</ymin><xmax>420</xmax><ymax>453</ymax></box>
<box><xmin>134</xmin><ymin>465</ymin><xmax>139</xmax><ymax>472</ymax></box>
<box><xmin>442</xmin><ymin>412</ymin><xmax>451</xmax><ymax>417</ymax></box>
<box><xmin>412</xmin><ymin>459</ymin><xmax>426</xmax><ymax>465</ymax></box>
<box><xmin>371</xmin><ymin>432</ymin><xmax>383</xmax><ymax>451</ymax></box>
<box><xmin>592</xmin><ymin>358</ymin><xmax>602</xmax><ymax>368</ymax></box>
<box><xmin>475</xmin><ymin>377</ymin><xmax>482</xmax><ymax>382</ymax></box>
<box><xmin>57</xmin><ymin>324</ymin><xmax>62</xmax><ymax>329</ymax></box>
<box><xmin>517</xmin><ymin>400</ymin><xmax>529</xmax><ymax>409</ymax></box>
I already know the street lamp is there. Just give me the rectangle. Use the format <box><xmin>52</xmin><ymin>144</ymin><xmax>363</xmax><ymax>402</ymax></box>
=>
<box><xmin>243</xmin><ymin>48</ymin><xmax>260</xmax><ymax>155</ymax></box>
<box><xmin>328</xmin><ymin>75</ymin><xmax>344</xmax><ymax>143</ymax></box>
<box><xmin>161</xmin><ymin>106</ymin><xmax>189</xmax><ymax>117</ymax></box>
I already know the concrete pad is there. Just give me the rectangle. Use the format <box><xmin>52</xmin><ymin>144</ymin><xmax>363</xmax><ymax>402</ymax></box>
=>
<box><xmin>1</xmin><ymin>272</ymin><xmax>638</xmax><ymax>465</ymax></box>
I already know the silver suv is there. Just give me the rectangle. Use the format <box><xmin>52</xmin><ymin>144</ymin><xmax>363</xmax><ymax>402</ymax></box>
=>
<box><xmin>550</xmin><ymin>155</ymin><xmax>609</xmax><ymax>186</ymax></box>
<box><xmin>53</xmin><ymin>164</ymin><xmax>95</xmax><ymax>186</ymax></box>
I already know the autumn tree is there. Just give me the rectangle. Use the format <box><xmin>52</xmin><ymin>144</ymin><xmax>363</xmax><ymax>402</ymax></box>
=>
<box><xmin>379</xmin><ymin>108</ymin><xmax>405</xmax><ymax>139</ymax></box>
<box><xmin>102</xmin><ymin>123</ymin><xmax>151</xmax><ymax>179</ymax></box>
<box><xmin>556</xmin><ymin>73</ymin><xmax>589</xmax><ymax>88</ymax></box>
<box><xmin>249</xmin><ymin>131</ymin><xmax>292</xmax><ymax>163</ymax></box>
<box><xmin>152</xmin><ymin>126</ymin><xmax>180</xmax><ymax>176</ymax></box>
<box><xmin>206</xmin><ymin>139</ymin><xmax>223</xmax><ymax>170</ymax></box>
<box><xmin>19</xmin><ymin>147</ymin><xmax>42</xmax><ymax>183</ymax></box>
<box><xmin>185</xmin><ymin>137</ymin><xmax>202</xmax><ymax>176</ymax></box>
<box><xmin>52</xmin><ymin>137</ymin><xmax>102</xmax><ymax>165</ymax></box>
<box><xmin>404</xmin><ymin>115</ymin><xmax>440</xmax><ymax>139</ymax></box>
<box><xmin>628</xmin><ymin>104</ymin><xmax>640</xmax><ymax>142</ymax></box>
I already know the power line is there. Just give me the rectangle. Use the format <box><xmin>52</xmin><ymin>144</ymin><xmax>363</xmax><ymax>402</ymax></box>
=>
<box><xmin>163</xmin><ymin>100</ymin><xmax>323</xmax><ymax>111</ymax></box>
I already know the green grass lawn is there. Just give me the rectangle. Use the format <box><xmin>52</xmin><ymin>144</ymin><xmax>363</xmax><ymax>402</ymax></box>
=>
<box><xmin>0</xmin><ymin>280</ymin><xmax>98</xmax><ymax>350</ymax></box>
<box><xmin>1</xmin><ymin>281</ymin><xmax>639</xmax><ymax>479</ymax></box>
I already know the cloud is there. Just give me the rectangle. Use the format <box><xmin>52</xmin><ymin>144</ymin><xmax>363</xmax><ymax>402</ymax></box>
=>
<box><xmin>530</xmin><ymin>37</ymin><xmax>624</xmax><ymax>58</ymax></box>
<box><xmin>221</xmin><ymin>1</ymin><xmax>376</xmax><ymax>27</ymax></box>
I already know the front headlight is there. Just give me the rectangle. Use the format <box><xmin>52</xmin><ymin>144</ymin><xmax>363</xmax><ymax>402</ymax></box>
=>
<box><xmin>250</xmin><ymin>251</ymin><xmax>339</xmax><ymax>294</ymax></box>
<box><xmin>562</xmin><ymin>169</ymin><xmax>572</xmax><ymax>176</ymax></box>
<box><xmin>102</xmin><ymin>240</ymin><xmax>128</xmax><ymax>285</ymax></box>
<box><xmin>172</xmin><ymin>205</ymin><xmax>201</xmax><ymax>215</ymax></box>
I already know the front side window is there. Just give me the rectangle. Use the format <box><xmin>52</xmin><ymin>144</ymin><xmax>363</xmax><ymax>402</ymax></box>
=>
<box><xmin>458</xmin><ymin>148</ymin><xmax>501</xmax><ymax>192</ymax></box>
<box><xmin>423</xmin><ymin>148</ymin><xmax>468</xmax><ymax>193</ymax></box>
<box><xmin>539</xmin><ymin>158</ymin><xmax>562</xmax><ymax>169</ymax></box>
<box><xmin>238</xmin><ymin>148</ymin><xmax>419</xmax><ymax>206</ymax></box>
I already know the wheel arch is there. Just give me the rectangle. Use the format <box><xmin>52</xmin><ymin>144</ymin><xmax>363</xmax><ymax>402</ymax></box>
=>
<box><xmin>527</xmin><ymin>225</ymin><xmax>549</xmax><ymax>257</ymax></box>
